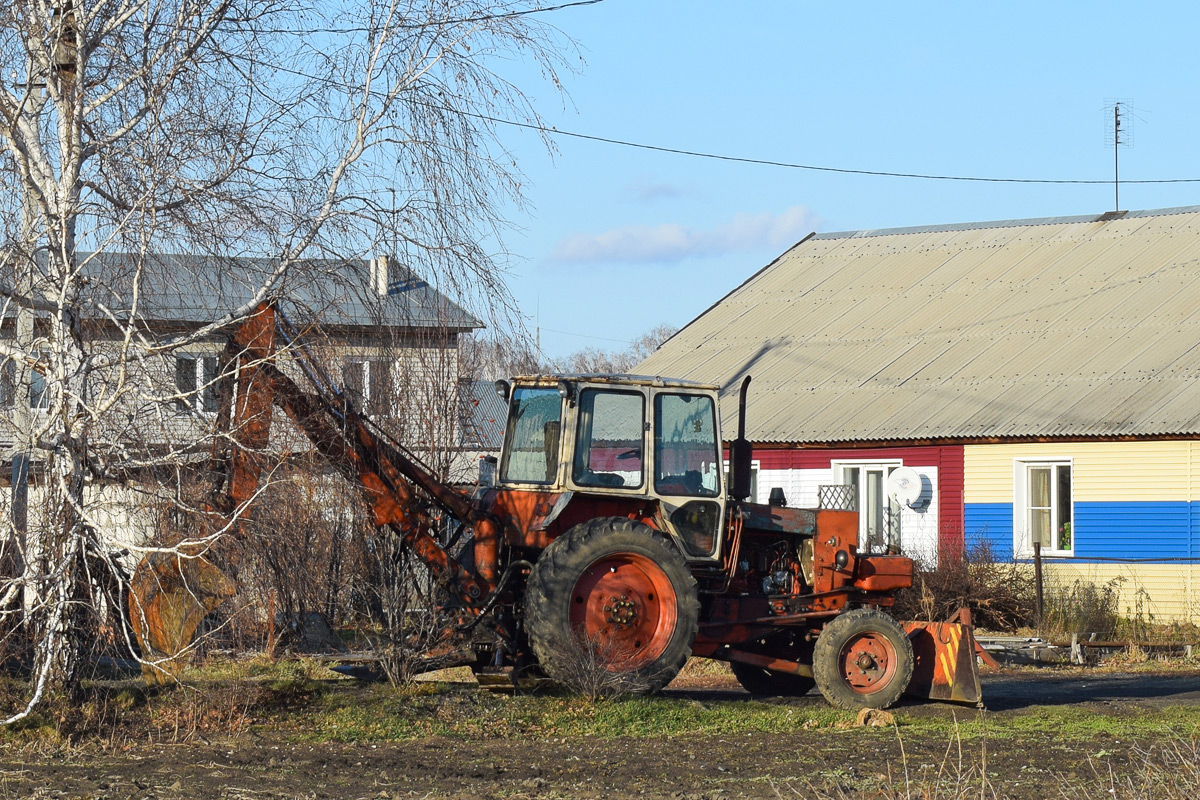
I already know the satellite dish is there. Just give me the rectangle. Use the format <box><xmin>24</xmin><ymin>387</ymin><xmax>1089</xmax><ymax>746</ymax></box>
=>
<box><xmin>887</xmin><ymin>466</ymin><xmax>923</xmax><ymax>508</ymax></box>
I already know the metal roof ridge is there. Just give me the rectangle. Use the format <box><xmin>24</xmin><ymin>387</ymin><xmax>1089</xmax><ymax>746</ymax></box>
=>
<box><xmin>810</xmin><ymin>204</ymin><xmax>1200</xmax><ymax>241</ymax></box>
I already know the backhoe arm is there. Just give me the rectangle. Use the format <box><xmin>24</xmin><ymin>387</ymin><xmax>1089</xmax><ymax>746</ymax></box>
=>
<box><xmin>259</xmin><ymin>360</ymin><xmax>487</xmax><ymax>605</ymax></box>
<box><xmin>130</xmin><ymin>303</ymin><xmax>490</xmax><ymax>679</ymax></box>
<box><xmin>213</xmin><ymin>302</ymin><xmax>489</xmax><ymax>605</ymax></box>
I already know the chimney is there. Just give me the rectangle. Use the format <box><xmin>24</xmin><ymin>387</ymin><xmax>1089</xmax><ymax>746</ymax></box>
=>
<box><xmin>369</xmin><ymin>255</ymin><xmax>389</xmax><ymax>295</ymax></box>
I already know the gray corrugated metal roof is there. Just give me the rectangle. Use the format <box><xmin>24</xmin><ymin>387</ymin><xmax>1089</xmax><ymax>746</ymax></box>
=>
<box><xmin>459</xmin><ymin>380</ymin><xmax>507</xmax><ymax>450</ymax></box>
<box><xmin>637</xmin><ymin>205</ymin><xmax>1200</xmax><ymax>444</ymax></box>
<box><xmin>4</xmin><ymin>251</ymin><xmax>481</xmax><ymax>331</ymax></box>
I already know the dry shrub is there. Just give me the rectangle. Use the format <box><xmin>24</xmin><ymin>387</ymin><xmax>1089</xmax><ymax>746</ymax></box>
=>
<box><xmin>352</xmin><ymin>528</ymin><xmax>463</xmax><ymax>686</ymax></box>
<box><xmin>143</xmin><ymin>684</ymin><xmax>262</xmax><ymax>742</ymax></box>
<box><xmin>778</xmin><ymin>721</ymin><xmax>995</xmax><ymax>799</ymax></box>
<box><xmin>548</xmin><ymin>633</ymin><xmax>656</xmax><ymax>700</ymax></box>
<box><xmin>1041</xmin><ymin>577</ymin><xmax>1121</xmax><ymax>638</ymax></box>
<box><xmin>24</xmin><ymin>679</ymin><xmax>269</xmax><ymax>746</ymax></box>
<box><xmin>893</xmin><ymin>541</ymin><xmax>1034</xmax><ymax>632</ymax></box>
<box><xmin>136</xmin><ymin>460</ymin><xmax>467</xmax><ymax>681</ymax></box>
<box><xmin>141</xmin><ymin>465</ymin><xmax>374</xmax><ymax>656</ymax></box>
<box><xmin>235</xmin><ymin>469</ymin><xmax>370</xmax><ymax>652</ymax></box>
<box><xmin>777</xmin><ymin>729</ymin><xmax>1200</xmax><ymax>800</ymax></box>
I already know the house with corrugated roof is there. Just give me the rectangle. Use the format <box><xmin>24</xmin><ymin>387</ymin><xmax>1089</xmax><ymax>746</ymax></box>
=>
<box><xmin>2</xmin><ymin>252</ymin><xmax>482</xmax><ymax>467</ymax></box>
<box><xmin>637</xmin><ymin>205</ymin><xmax>1200</xmax><ymax>623</ymax></box>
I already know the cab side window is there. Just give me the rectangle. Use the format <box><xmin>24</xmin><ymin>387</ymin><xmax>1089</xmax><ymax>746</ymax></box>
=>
<box><xmin>654</xmin><ymin>393</ymin><xmax>720</xmax><ymax>497</ymax></box>
<box><xmin>572</xmin><ymin>389</ymin><xmax>644</xmax><ymax>489</ymax></box>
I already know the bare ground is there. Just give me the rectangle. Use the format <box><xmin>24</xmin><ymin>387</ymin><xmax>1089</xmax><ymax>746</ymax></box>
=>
<box><xmin>3</xmin><ymin>667</ymin><xmax>1199</xmax><ymax>800</ymax></box>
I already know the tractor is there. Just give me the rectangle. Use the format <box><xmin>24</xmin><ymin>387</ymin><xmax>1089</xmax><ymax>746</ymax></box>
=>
<box><xmin>131</xmin><ymin>303</ymin><xmax>982</xmax><ymax>708</ymax></box>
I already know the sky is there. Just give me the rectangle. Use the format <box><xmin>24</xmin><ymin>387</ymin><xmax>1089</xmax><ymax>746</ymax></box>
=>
<box><xmin>486</xmin><ymin>1</ymin><xmax>1200</xmax><ymax>359</ymax></box>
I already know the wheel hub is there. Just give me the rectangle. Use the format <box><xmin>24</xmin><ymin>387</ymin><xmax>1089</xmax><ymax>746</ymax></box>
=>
<box><xmin>840</xmin><ymin>632</ymin><xmax>897</xmax><ymax>694</ymax></box>
<box><xmin>569</xmin><ymin>552</ymin><xmax>679</xmax><ymax>670</ymax></box>
<box><xmin>604</xmin><ymin>595</ymin><xmax>638</xmax><ymax>626</ymax></box>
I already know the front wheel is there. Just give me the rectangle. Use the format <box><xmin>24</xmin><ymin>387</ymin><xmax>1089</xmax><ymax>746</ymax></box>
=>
<box><xmin>525</xmin><ymin>517</ymin><xmax>700</xmax><ymax>694</ymax></box>
<box><xmin>813</xmin><ymin>608</ymin><xmax>914</xmax><ymax>710</ymax></box>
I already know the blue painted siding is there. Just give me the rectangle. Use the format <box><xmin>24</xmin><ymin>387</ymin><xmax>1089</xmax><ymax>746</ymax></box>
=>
<box><xmin>966</xmin><ymin>500</ymin><xmax>1198</xmax><ymax>562</ymax></box>
<box><xmin>1074</xmin><ymin>501</ymin><xmax>1192</xmax><ymax>560</ymax></box>
<box><xmin>964</xmin><ymin>503</ymin><xmax>1013</xmax><ymax>560</ymax></box>
<box><xmin>1192</xmin><ymin>502</ymin><xmax>1200</xmax><ymax>562</ymax></box>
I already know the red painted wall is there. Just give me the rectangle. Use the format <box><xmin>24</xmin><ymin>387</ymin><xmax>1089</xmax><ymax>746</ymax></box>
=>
<box><xmin>752</xmin><ymin>445</ymin><xmax>966</xmax><ymax>561</ymax></box>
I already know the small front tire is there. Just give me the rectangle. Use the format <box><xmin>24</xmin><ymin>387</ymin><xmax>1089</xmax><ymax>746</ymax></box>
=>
<box><xmin>813</xmin><ymin>608</ymin><xmax>914</xmax><ymax>710</ymax></box>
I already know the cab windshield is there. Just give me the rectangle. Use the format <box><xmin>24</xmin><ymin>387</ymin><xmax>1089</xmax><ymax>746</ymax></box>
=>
<box><xmin>499</xmin><ymin>387</ymin><xmax>562</xmax><ymax>484</ymax></box>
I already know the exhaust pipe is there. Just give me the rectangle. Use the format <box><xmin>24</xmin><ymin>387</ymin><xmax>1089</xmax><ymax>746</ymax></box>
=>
<box><xmin>730</xmin><ymin>376</ymin><xmax>753</xmax><ymax>501</ymax></box>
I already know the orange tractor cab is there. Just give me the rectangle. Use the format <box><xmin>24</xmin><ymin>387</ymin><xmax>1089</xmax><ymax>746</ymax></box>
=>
<box><xmin>131</xmin><ymin>304</ymin><xmax>982</xmax><ymax>708</ymax></box>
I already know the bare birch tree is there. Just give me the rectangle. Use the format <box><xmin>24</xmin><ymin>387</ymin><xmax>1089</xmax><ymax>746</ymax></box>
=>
<box><xmin>0</xmin><ymin>0</ymin><xmax>569</xmax><ymax>720</ymax></box>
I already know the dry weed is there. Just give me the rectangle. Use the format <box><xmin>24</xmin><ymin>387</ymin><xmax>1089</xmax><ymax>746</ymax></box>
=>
<box><xmin>551</xmin><ymin>632</ymin><xmax>656</xmax><ymax>700</ymax></box>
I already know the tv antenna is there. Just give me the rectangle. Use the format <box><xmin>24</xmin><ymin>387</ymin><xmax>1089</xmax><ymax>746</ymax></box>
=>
<box><xmin>1104</xmin><ymin>99</ymin><xmax>1134</xmax><ymax>212</ymax></box>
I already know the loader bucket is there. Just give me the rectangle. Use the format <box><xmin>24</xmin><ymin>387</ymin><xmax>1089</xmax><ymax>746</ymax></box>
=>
<box><xmin>128</xmin><ymin>552</ymin><xmax>236</xmax><ymax>683</ymax></box>
<box><xmin>902</xmin><ymin>620</ymin><xmax>983</xmax><ymax>705</ymax></box>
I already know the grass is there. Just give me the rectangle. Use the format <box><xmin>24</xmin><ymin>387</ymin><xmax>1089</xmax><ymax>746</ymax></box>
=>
<box><xmin>899</xmin><ymin>702</ymin><xmax>1200</xmax><ymax>742</ymax></box>
<box><xmin>2</xmin><ymin>655</ymin><xmax>1200</xmax><ymax>750</ymax></box>
<box><xmin>289</xmin><ymin>683</ymin><xmax>859</xmax><ymax>742</ymax></box>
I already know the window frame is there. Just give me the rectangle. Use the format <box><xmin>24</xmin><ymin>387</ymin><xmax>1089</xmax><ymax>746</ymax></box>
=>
<box><xmin>570</xmin><ymin>387</ymin><xmax>647</xmax><ymax>491</ymax></box>
<box><xmin>343</xmin><ymin>356</ymin><xmax>394</xmax><ymax>418</ymax></box>
<box><xmin>175</xmin><ymin>354</ymin><xmax>219</xmax><ymax>414</ymax></box>
<box><xmin>831</xmin><ymin>459</ymin><xmax>903</xmax><ymax>554</ymax></box>
<box><xmin>29</xmin><ymin>359</ymin><xmax>52</xmax><ymax>411</ymax></box>
<box><xmin>1013</xmin><ymin>458</ymin><xmax>1074</xmax><ymax>558</ymax></box>
<box><xmin>2</xmin><ymin>354</ymin><xmax>52</xmax><ymax>412</ymax></box>
<box><xmin>0</xmin><ymin>360</ymin><xmax>12</xmax><ymax>408</ymax></box>
<box><xmin>652</xmin><ymin>391</ymin><xmax>722</xmax><ymax>498</ymax></box>
<box><xmin>498</xmin><ymin>386</ymin><xmax>564</xmax><ymax>486</ymax></box>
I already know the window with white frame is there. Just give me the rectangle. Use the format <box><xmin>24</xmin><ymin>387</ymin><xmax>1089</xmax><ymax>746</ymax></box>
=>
<box><xmin>1015</xmin><ymin>460</ymin><xmax>1073</xmax><ymax>556</ymax></box>
<box><xmin>834</xmin><ymin>460</ymin><xmax>902</xmax><ymax>554</ymax></box>
<box><xmin>343</xmin><ymin>357</ymin><xmax>393</xmax><ymax>417</ymax></box>
<box><xmin>1</xmin><ymin>360</ymin><xmax>15</xmax><ymax>408</ymax></box>
<box><xmin>29</xmin><ymin>363</ymin><xmax>50</xmax><ymax>410</ymax></box>
<box><xmin>3</xmin><ymin>356</ymin><xmax>51</xmax><ymax>410</ymax></box>
<box><xmin>175</xmin><ymin>355</ymin><xmax>219</xmax><ymax>413</ymax></box>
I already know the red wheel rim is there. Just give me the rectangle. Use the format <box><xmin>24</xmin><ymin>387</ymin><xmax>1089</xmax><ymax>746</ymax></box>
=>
<box><xmin>569</xmin><ymin>552</ymin><xmax>678</xmax><ymax>670</ymax></box>
<box><xmin>838</xmin><ymin>631</ymin><xmax>898</xmax><ymax>695</ymax></box>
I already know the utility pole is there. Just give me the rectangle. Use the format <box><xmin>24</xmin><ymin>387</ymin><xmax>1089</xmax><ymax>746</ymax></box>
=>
<box><xmin>1105</xmin><ymin>100</ymin><xmax>1132</xmax><ymax>213</ymax></box>
<box><xmin>1113</xmin><ymin>102</ymin><xmax>1122</xmax><ymax>212</ymax></box>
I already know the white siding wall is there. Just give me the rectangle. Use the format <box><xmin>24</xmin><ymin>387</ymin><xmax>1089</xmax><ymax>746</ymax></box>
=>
<box><xmin>757</xmin><ymin>465</ymin><xmax>941</xmax><ymax>568</ymax></box>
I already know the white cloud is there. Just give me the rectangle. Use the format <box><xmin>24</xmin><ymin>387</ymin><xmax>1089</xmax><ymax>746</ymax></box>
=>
<box><xmin>550</xmin><ymin>205</ymin><xmax>821</xmax><ymax>265</ymax></box>
<box><xmin>624</xmin><ymin>175</ymin><xmax>690</xmax><ymax>202</ymax></box>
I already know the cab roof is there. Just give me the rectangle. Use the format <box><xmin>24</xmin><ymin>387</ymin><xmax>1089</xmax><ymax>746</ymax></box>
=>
<box><xmin>510</xmin><ymin>373</ymin><xmax>720</xmax><ymax>392</ymax></box>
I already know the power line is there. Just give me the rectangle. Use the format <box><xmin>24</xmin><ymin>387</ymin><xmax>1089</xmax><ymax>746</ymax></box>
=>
<box><xmin>487</xmin><ymin>115</ymin><xmax>1200</xmax><ymax>185</ymax></box>
<box><xmin>245</xmin><ymin>0</ymin><xmax>606</xmax><ymax>36</ymax></box>
<box><xmin>540</xmin><ymin>326</ymin><xmax>629</xmax><ymax>344</ymax></box>
<box><xmin>226</xmin><ymin>44</ymin><xmax>1200</xmax><ymax>187</ymax></box>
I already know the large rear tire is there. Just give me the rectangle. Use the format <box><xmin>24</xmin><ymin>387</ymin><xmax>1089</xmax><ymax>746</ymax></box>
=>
<box><xmin>730</xmin><ymin>661</ymin><xmax>815</xmax><ymax>697</ymax></box>
<box><xmin>813</xmin><ymin>608</ymin><xmax>914</xmax><ymax>710</ymax></box>
<box><xmin>525</xmin><ymin>517</ymin><xmax>700</xmax><ymax>694</ymax></box>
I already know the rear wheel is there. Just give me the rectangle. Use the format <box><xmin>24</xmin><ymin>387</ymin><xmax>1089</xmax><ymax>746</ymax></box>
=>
<box><xmin>730</xmin><ymin>661</ymin><xmax>815</xmax><ymax>697</ymax></box>
<box><xmin>525</xmin><ymin>517</ymin><xmax>700</xmax><ymax>694</ymax></box>
<box><xmin>813</xmin><ymin>608</ymin><xmax>914</xmax><ymax>710</ymax></box>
